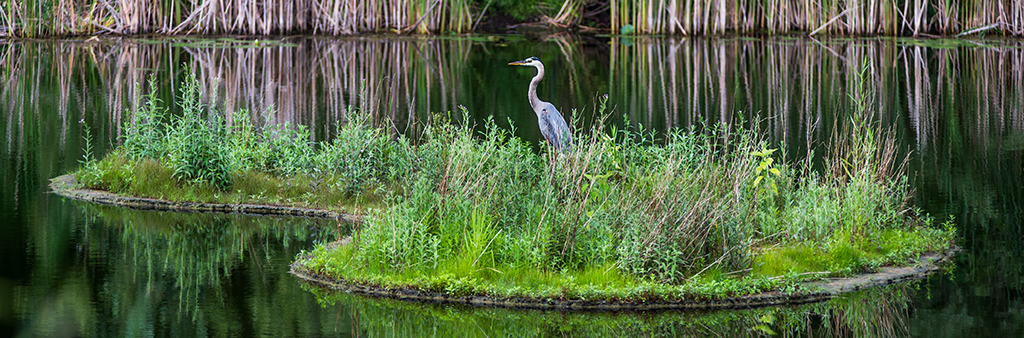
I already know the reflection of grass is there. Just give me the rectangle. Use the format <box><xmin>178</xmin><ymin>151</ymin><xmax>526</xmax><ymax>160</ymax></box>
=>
<box><xmin>304</xmin><ymin>281</ymin><xmax>916</xmax><ymax>337</ymax></box>
<box><xmin>83</xmin><ymin>205</ymin><xmax>335</xmax><ymax>321</ymax></box>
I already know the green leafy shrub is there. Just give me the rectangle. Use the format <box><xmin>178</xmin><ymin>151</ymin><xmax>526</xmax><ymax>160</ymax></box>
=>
<box><xmin>164</xmin><ymin>75</ymin><xmax>232</xmax><ymax>190</ymax></box>
<box><xmin>314</xmin><ymin>111</ymin><xmax>392</xmax><ymax>196</ymax></box>
<box><xmin>121</xmin><ymin>77</ymin><xmax>168</xmax><ymax>160</ymax></box>
<box><xmin>262</xmin><ymin>122</ymin><xmax>315</xmax><ymax>176</ymax></box>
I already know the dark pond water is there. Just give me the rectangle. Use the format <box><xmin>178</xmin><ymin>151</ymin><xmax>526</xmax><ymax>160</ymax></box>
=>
<box><xmin>1</xmin><ymin>35</ymin><xmax>1021</xmax><ymax>337</ymax></box>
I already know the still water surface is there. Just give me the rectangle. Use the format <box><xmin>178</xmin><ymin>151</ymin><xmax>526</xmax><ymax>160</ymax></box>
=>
<box><xmin>1</xmin><ymin>35</ymin><xmax>1021</xmax><ymax>337</ymax></box>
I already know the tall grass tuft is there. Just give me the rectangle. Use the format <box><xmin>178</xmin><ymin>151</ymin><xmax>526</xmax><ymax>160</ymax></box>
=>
<box><xmin>298</xmin><ymin>94</ymin><xmax>949</xmax><ymax>292</ymax></box>
<box><xmin>165</xmin><ymin>75</ymin><xmax>233</xmax><ymax>189</ymax></box>
<box><xmin>78</xmin><ymin>72</ymin><xmax>396</xmax><ymax>203</ymax></box>
<box><xmin>339</xmin><ymin>103</ymin><xmax>766</xmax><ymax>284</ymax></box>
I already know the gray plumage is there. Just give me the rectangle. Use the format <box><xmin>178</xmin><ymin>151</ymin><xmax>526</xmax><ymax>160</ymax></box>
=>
<box><xmin>508</xmin><ymin>57</ymin><xmax>573</xmax><ymax>152</ymax></box>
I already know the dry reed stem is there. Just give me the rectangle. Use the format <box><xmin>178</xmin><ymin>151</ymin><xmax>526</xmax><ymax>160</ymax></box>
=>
<box><xmin>3</xmin><ymin>0</ymin><xmax>1024</xmax><ymax>37</ymax></box>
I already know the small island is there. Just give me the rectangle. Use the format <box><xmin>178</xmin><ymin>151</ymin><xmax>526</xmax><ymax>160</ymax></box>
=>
<box><xmin>55</xmin><ymin>75</ymin><xmax>956</xmax><ymax>309</ymax></box>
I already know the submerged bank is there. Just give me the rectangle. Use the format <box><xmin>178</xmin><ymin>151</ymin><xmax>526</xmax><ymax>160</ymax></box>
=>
<box><xmin>49</xmin><ymin>174</ymin><xmax>354</xmax><ymax>220</ymax></box>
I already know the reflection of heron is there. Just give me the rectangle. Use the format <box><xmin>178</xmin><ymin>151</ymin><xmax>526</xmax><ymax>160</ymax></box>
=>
<box><xmin>508</xmin><ymin>57</ymin><xmax>572</xmax><ymax>152</ymax></box>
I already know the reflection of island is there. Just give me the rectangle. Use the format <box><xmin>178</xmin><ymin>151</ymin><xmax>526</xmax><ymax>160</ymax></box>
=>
<box><xmin>306</xmin><ymin>282</ymin><xmax>916</xmax><ymax>338</ymax></box>
<box><xmin>13</xmin><ymin>205</ymin><xmax>341</xmax><ymax>336</ymax></box>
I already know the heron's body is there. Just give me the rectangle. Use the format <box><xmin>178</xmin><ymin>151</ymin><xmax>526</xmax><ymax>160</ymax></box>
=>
<box><xmin>508</xmin><ymin>57</ymin><xmax>572</xmax><ymax>152</ymax></box>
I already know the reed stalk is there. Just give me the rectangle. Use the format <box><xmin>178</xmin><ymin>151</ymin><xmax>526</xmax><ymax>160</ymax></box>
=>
<box><xmin>3</xmin><ymin>0</ymin><xmax>1024</xmax><ymax>37</ymax></box>
<box><xmin>0</xmin><ymin>0</ymin><xmax>478</xmax><ymax>36</ymax></box>
<box><xmin>608</xmin><ymin>0</ymin><xmax>1023</xmax><ymax>36</ymax></box>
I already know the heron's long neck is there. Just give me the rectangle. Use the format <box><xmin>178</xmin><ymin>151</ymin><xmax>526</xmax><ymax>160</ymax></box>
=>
<box><xmin>528</xmin><ymin>64</ymin><xmax>545</xmax><ymax>111</ymax></box>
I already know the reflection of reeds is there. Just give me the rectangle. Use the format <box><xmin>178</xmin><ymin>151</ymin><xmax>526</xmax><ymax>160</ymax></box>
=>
<box><xmin>814</xmin><ymin>284</ymin><xmax>912</xmax><ymax>337</ymax></box>
<box><xmin>66</xmin><ymin>206</ymin><xmax>338</xmax><ymax>332</ymax></box>
<box><xmin>1</xmin><ymin>38</ymin><xmax>470</xmax><ymax>147</ymax></box>
<box><xmin>4</xmin><ymin>37</ymin><xmax>1023</xmax><ymax>158</ymax></box>
<box><xmin>309</xmin><ymin>281</ymin><xmax>914</xmax><ymax>337</ymax></box>
<box><xmin>608</xmin><ymin>37</ymin><xmax>1024</xmax><ymax>162</ymax></box>
<box><xmin>187</xmin><ymin>38</ymin><xmax>470</xmax><ymax>138</ymax></box>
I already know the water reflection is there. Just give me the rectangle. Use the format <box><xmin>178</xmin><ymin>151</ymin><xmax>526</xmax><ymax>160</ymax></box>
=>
<box><xmin>0</xmin><ymin>37</ymin><xmax>477</xmax><ymax>143</ymax></box>
<box><xmin>12</xmin><ymin>204</ymin><xmax>343</xmax><ymax>336</ymax></box>
<box><xmin>1</xmin><ymin>35</ymin><xmax>1022</xmax><ymax>336</ymax></box>
<box><xmin>3</xmin><ymin>37</ymin><xmax>1021</xmax><ymax>150</ymax></box>
<box><xmin>305</xmin><ymin>283</ymin><xmax>916</xmax><ymax>337</ymax></box>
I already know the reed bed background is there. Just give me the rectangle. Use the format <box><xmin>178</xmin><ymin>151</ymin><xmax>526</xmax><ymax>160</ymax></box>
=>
<box><xmin>0</xmin><ymin>0</ymin><xmax>475</xmax><ymax>37</ymax></box>
<box><xmin>608</xmin><ymin>0</ymin><xmax>1024</xmax><ymax>35</ymax></box>
<box><xmin>2</xmin><ymin>0</ymin><xmax>1022</xmax><ymax>37</ymax></box>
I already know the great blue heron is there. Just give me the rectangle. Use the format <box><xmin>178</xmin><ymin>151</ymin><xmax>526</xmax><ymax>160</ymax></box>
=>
<box><xmin>508</xmin><ymin>57</ymin><xmax>572</xmax><ymax>153</ymax></box>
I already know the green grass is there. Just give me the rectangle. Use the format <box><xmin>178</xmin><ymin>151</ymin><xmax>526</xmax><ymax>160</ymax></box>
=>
<box><xmin>300</xmin><ymin>239</ymin><xmax>785</xmax><ymax>301</ymax></box>
<box><xmin>77</xmin><ymin>148</ymin><xmax>390</xmax><ymax>212</ymax></box>
<box><xmin>72</xmin><ymin>74</ymin><xmax>956</xmax><ymax>302</ymax></box>
<box><xmin>753</xmin><ymin>227</ymin><xmax>953</xmax><ymax>277</ymax></box>
<box><xmin>296</xmin><ymin>217</ymin><xmax>953</xmax><ymax>302</ymax></box>
<box><xmin>74</xmin><ymin>74</ymin><xmax>393</xmax><ymax>214</ymax></box>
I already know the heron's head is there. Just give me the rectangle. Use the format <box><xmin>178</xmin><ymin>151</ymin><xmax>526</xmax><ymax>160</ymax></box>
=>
<box><xmin>508</xmin><ymin>57</ymin><xmax>542</xmax><ymax>67</ymax></box>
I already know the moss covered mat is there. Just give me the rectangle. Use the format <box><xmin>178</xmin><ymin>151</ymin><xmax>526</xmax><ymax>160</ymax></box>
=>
<box><xmin>51</xmin><ymin>173</ymin><xmax>957</xmax><ymax>311</ymax></box>
<box><xmin>50</xmin><ymin>174</ymin><xmax>359</xmax><ymax>221</ymax></box>
<box><xmin>288</xmin><ymin>244</ymin><xmax>955</xmax><ymax>311</ymax></box>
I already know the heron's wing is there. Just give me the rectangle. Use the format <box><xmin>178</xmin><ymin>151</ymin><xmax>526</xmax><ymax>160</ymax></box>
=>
<box><xmin>549</xmin><ymin>108</ymin><xmax>572</xmax><ymax>149</ymax></box>
<box><xmin>537</xmin><ymin>108</ymin><xmax>558</xmax><ymax>146</ymax></box>
<box><xmin>539</xmin><ymin>103</ymin><xmax>572</xmax><ymax>152</ymax></box>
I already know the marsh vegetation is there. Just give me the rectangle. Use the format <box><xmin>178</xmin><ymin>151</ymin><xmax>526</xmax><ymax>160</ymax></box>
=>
<box><xmin>71</xmin><ymin>67</ymin><xmax>954</xmax><ymax>302</ymax></box>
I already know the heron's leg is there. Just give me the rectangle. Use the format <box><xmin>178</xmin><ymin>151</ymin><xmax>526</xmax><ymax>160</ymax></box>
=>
<box><xmin>545</xmin><ymin>143</ymin><xmax>558</xmax><ymax>183</ymax></box>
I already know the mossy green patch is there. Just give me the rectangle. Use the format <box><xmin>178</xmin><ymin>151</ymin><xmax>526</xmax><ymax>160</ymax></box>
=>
<box><xmin>754</xmin><ymin>223</ymin><xmax>956</xmax><ymax>279</ymax></box>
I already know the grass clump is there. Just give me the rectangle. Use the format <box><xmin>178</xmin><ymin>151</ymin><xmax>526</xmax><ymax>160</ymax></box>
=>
<box><xmin>296</xmin><ymin>106</ymin><xmax>954</xmax><ymax>300</ymax></box>
<box><xmin>332</xmin><ymin>110</ymin><xmax>760</xmax><ymax>288</ymax></box>
<box><xmin>75</xmin><ymin>74</ymin><xmax>394</xmax><ymax>212</ymax></box>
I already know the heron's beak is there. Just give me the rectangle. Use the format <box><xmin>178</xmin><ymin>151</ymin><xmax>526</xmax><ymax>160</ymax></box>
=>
<box><xmin>508</xmin><ymin>59</ymin><xmax>527</xmax><ymax>66</ymax></box>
